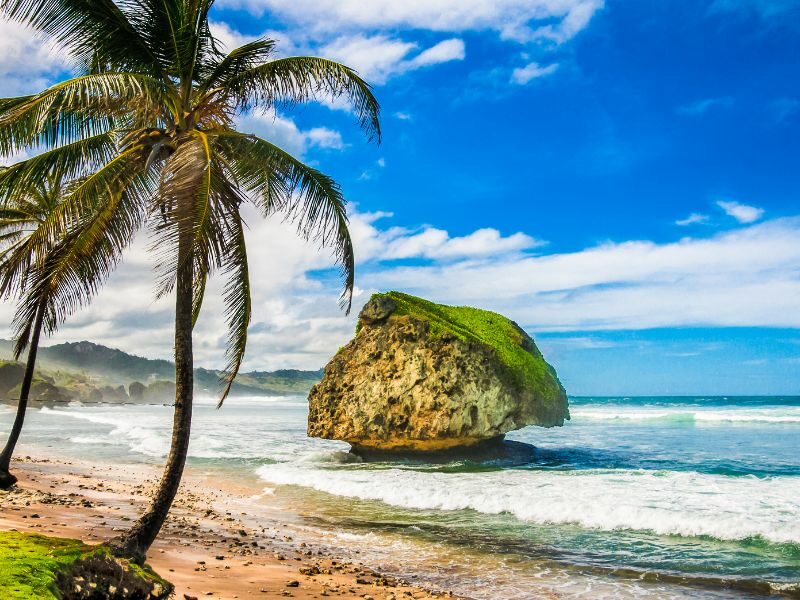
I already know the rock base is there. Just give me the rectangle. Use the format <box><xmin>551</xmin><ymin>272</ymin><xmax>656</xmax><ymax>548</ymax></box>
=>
<box><xmin>350</xmin><ymin>438</ymin><xmax>538</xmax><ymax>466</ymax></box>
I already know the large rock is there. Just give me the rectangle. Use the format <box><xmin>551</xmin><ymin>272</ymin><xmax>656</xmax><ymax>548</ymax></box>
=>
<box><xmin>308</xmin><ymin>292</ymin><xmax>569</xmax><ymax>452</ymax></box>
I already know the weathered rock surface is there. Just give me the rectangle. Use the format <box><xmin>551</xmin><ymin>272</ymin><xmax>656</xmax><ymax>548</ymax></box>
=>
<box><xmin>308</xmin><ymin>292</ymin><xmax>569</xmax><ymax>452</ymax></box>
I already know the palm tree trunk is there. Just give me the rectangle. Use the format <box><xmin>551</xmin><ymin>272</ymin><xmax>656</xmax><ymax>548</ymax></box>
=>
<box><xmin>0</xmin><ymin>300</ymin><xmax>46</xmax><ymax>490</ymax></box>
<box><xmin>111</xmin><ymin>232</ymin><xmax>194</xmax><ymax>563</ymax></box>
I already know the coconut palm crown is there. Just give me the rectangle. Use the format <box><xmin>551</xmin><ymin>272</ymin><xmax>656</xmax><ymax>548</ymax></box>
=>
<box><xmin>0</xmin><ymin>0</ymin><xmax>380</xmax><ymax>560</ymax></box>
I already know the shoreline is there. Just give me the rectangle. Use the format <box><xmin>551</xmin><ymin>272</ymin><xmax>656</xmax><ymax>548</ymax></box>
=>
<box><xmin>0</xmin><ymin>453</ymin><xmax>459</xmax><ymax>600</ymax></box>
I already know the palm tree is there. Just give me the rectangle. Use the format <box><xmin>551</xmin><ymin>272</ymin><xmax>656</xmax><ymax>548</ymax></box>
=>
<box><xmin>0</xmin><ymin>170</ymin><xmax>116</xmax><ymax>488</ymax></box>
<box><xmin>0</xmin><ymin>0</ymin><xmax>380</xmax><ymax>562</ymax></box>
<box><xmin>0</xmin><ymin>172</ymin><xmax>68</xmax><ymax>488</ymax></box>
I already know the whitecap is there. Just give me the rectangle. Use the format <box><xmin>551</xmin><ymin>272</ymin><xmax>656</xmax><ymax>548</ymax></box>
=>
<box><xmin>256</xmin><ymin>464</ymin><xmax>800</xmax><ymax>545</ymax></box>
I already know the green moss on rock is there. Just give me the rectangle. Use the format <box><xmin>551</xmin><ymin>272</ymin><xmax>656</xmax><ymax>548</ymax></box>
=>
<box><xmin>0</xmin><ymin>531</ymin><xmax>172</xmax><ymax>599</ymax></box>
<box><xmin>364</xmin><ymin>291</ymin><xmax>561</xmax><ymax>400</ymax></box>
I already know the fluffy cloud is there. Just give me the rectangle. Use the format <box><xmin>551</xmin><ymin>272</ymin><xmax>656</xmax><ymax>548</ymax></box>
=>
<box><xmin>3</xmin><ymin>212</ymin><xmax>798</xmax><ymax>372</ymax></box>
<box><xmin>0</xmin><ymin>19</ymin><xmax>69</xmax><ymax>95</ymax></box>
<box><xmin>218</xmin><ymin>0</ymin><xmax>604</xmax><ymax>44</ymax></box>
<box><xmin>717</xmin><ymin>200</ymin><xmax>764</xmax><ymax>224</ymax></box>
<box><xmin>320</xmin><ymin>35</ymin><xmax>465</xmax><ymax>84</ymax></box>
<box><xmin>235</xmin><ymin>110</ymin><xmax>344</xmax><ymax>157</ymax></box>
<box><xmin>208</xmin><ymin>22</ymin><xmax>465</xmax><ymax>86</ymax></box>
<box><xmin>348</xmin><ymin>212</ymin><xmax>544</xmax><ymax>263</ymax></box>
<box><xmin>511</xmin><ymin>62</ymin><xmax>559</xmax><ymax>85</ymax></box>
<box><xmin>408</xmin><ymin>39</ymin><xmax>466</xmax><ymax>67</ymax></box>
<box><xmin>367</xmin><ymin>218</ymin><xmax>800</xmax><ymax>333</ymax></box>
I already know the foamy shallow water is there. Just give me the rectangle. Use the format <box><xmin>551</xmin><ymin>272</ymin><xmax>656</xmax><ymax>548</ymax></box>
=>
<box><xmin>2</xmin><ymin>395</ymin><xmax>799</xmax><ymax>598</ymax></box>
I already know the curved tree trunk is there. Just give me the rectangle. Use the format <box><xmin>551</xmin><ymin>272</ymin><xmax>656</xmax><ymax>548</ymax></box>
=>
<box><xmin>0</xmin><ymin>301</ymin><xmax>46</xmax><ymax>490</ymax></box>
<box><xmin>111</xmin><ymin>232</ymin><xmax>194</xmax><ymax>563</ymax></box>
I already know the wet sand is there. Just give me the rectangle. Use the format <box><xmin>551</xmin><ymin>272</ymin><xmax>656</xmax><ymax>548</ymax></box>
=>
<box><xmin>0</xmin><ymin>454</ymin><xmax>458</xmax><ymax>600</ymax></box>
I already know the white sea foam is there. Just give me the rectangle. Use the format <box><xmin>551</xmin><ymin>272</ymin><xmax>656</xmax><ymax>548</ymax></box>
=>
<box><xmin>39</xmin><ymin>406</ymin><xmax>227</xmax><ymax>458</ymax></box>
<box><xmin>571</xmin><ymin>405</ymin><xmax>800</xmax><ymax>424</ymax></box>
<box><xmin>257</xmin><ymin>463</ymin><xmax>800</xmax><ymax>544</ymax></box>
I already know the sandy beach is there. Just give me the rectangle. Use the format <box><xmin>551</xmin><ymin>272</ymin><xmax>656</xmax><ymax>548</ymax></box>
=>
<box><xmin>0</xmin><ymin>453</ymin><xmax>457</xmax><ymax>600</ymax></box>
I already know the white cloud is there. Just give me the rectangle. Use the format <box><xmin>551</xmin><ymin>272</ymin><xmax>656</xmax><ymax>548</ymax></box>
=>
<box><xmin>209</xmin><ymin>20</ymin><xmax>299</xmax><ymax>54</ymax></box>
<box><xmin>358</xmin><ymin>158</ymin><xmax>387</xmax><ymax>181</ymax></box>
<box><xmin>511</xmin><ymin>62</ymin><xmax>559</xmax><ymax>85</ymax></box>
<box><xmin>218</xmin><ymin>0</ymin><xmax>604</xmax><ymax>44</ymax></box>
<box><xmin>350</xmin><ymin>213</ymin><xmax>545</xmax><ymax>262</ymax></box>
<box><xmin>717</xmin><ymin>200</ymin><xmax>764</xmax><ymax>224</ymax></box>
<box><xmin>390</xmin><ymin>228</ymin><xmax>542</xmax><ymax>260</ymax></box>
<box><xmin>320</xmin><ymin>35</ymin><xmax>465</xmax><ymax>84</ymax></box>
<box><xmin>208</xmin><ymin>20</ymin><xmax>253</xmax><ymax>51</ymax></box>
<box><xmin>394</xmin><ymin>112</ymin><xmax>413</xmax><ymax>121</ymax></box>
<box><xmin>3</xmin><ymin>206</ymin><xmax>797</xmax><ymax>372</ymax></box>
<box><xmin>675</xmin><ymin>213</ymin><xmax>710</xmax><ymax>226</ymax></box>
<box><xmin>539</xmin><ymin>336</ymin><xmax>620</xmax><ymax>350</ymax></box>
<box><xmin>305</xmin><ymin>127</ymin><xmax>346</xmax><ymax>150</ymax></box>
<box><xmin>208</xmin><ymin>22</ymin><xmax>465</xmax><ymax>86</ymax></box>
<box><xmin>407</xmin><ymin>39</ymin><xmax>465</xmax><ymax>67</ymax></box>
<box><xmin>320</xmin><ymin>35</ymin><xmax>415</xmax><ymax>83</ymax></box>
<box><xmin>0</xmin><ymin>18</ymin><xmax>69</xmax><ymax>95</ymax></box>
<box><xmin>367</xmin><ymin>218</ymin><xmax>800</xmax><ymax>332</ymax></box>
<box><xmin>235</xmin><ymin>110</ymin><xmax>344</xmax><ymax>157</ymax></box>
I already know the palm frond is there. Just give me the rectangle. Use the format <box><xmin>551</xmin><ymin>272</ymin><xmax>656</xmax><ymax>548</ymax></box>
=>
<box><xmin>197</xmin><ymin>39</ymin><xmax>276</xmax><ymax>96</ymax></box>
<box><xmin>0</xmin><ymin>73</ymin><xmax>170</xmax><ymax>156</ymax></box>
<box><xmin>1</xmin><ymin>0</ymin><xmax>165</xmax><ymax>76</ymax></box>
<box><xmin>219</xmin><ymin>133</ymin><xmax>355</xmax><ymax>312</ymax></box>
<box><xmin>8</xmin><ymin>149</ymin><xmax>143</xmax><ymax>297</ymax></box>
<box><xmin>224</xmin><ymin>57</ymin><xmax>381</xmax><ymax>143</ymax></box>
<box><xmin>218</xmin><ymin>211</ymin><xmax>250</xmax><ymax>407</ymax></box>
<box><xmin>11</xmin><ymin>165</ymin><xmax>151</xmax><ymax>350</ymax></box>
<box><xmin>0</xmin><ymin>132</ymin><xmax>117</xmax><ymax>202</ymax></box>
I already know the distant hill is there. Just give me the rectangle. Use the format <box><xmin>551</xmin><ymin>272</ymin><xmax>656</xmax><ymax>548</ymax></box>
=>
<box><xmin>0</xmin><ymin>340</ymin><xmax>322</xmax><ymax>399</ymax></box>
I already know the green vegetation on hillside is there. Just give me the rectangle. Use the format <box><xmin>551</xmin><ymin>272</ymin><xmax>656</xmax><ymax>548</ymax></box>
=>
<box><xmin>0</xmin><ymin>341</ymin><xmax>322</xmax><ymax>402</ymax></box>
<box><xmin>0</xmin><ymin>531</ymin><xmax>170</xmax><ymax>599</ymax></box>
<box><xmin>370</xmin><ymin>291</ymin><xmax>561</xmax><ymax>398</ymax></box>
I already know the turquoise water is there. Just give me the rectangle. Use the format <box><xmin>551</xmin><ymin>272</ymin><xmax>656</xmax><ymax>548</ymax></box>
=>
<box><xmin>2</xmin><ymin>395</ymin><xmax>799</xmax><ymax>598</ymax></box>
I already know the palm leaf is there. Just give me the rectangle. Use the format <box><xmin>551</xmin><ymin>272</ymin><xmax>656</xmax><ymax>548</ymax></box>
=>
<box><xmin>1</xmin><ymin>0</ymin><xmax>165</xmax><ymax>76</ymax></box>
<box><xmin>0</xmin><ymin>132</ymin><xmax>117</xmax><ymax>202</ymax></box>
<box><xmin>0</xmin><ymin>73</ymin><xmax>169</xmax><ymax>156</ymax></box>
<box><xmin>218</xmin><ymin>211</ymin><xmax>250</xmax><ymax>407</ymax></box>
<box><xmin>11</xmin><ymin>167</ymin><xmax>151</xmax><ymax>354</ymax></box>
<box><xmin>223</xmin><ymin>57</ymin><xmax>381</xmax><ymax>143</ymax></box>
<box><xmin>197</xmin><ymin>39</ymin><xmax>276</xmax><ymax>96</ymax></box>
<box><xmin>219</xmin><ymin>132</ymin><xmax>355</xmax><ymax>313</ymax></box>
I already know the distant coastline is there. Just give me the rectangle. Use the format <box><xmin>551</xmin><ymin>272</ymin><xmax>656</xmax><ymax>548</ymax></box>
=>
<box><xmin>0</xmin><ymin>339</ymin><xmax>323</xmax><ymax>405</ymax></box>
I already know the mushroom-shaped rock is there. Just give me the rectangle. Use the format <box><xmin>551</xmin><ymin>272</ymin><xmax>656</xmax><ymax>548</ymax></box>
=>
<box><xmin>308</xmin><ymin>291</ymin><xmax>569</xmax><ymax>452</ymax></box>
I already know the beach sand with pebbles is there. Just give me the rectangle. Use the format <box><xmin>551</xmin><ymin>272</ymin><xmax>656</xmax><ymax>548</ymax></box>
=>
<box><xmin>0</xmin><ymin>454</ymin><xmax>458</xmax><ymax>600</ymax></box>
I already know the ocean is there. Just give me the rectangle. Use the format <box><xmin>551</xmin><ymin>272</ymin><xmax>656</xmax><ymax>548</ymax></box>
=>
<box><xmin>2</xmin><ymin>395</ymin><xmax>799</xmax><ymax>598</ymax></box>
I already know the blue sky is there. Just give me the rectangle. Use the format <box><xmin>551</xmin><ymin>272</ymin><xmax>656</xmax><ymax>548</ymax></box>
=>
<box><xmin>1</xmin><ymin>0</ymin><xmax>799</xmax><ymax>394</ymax></box>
